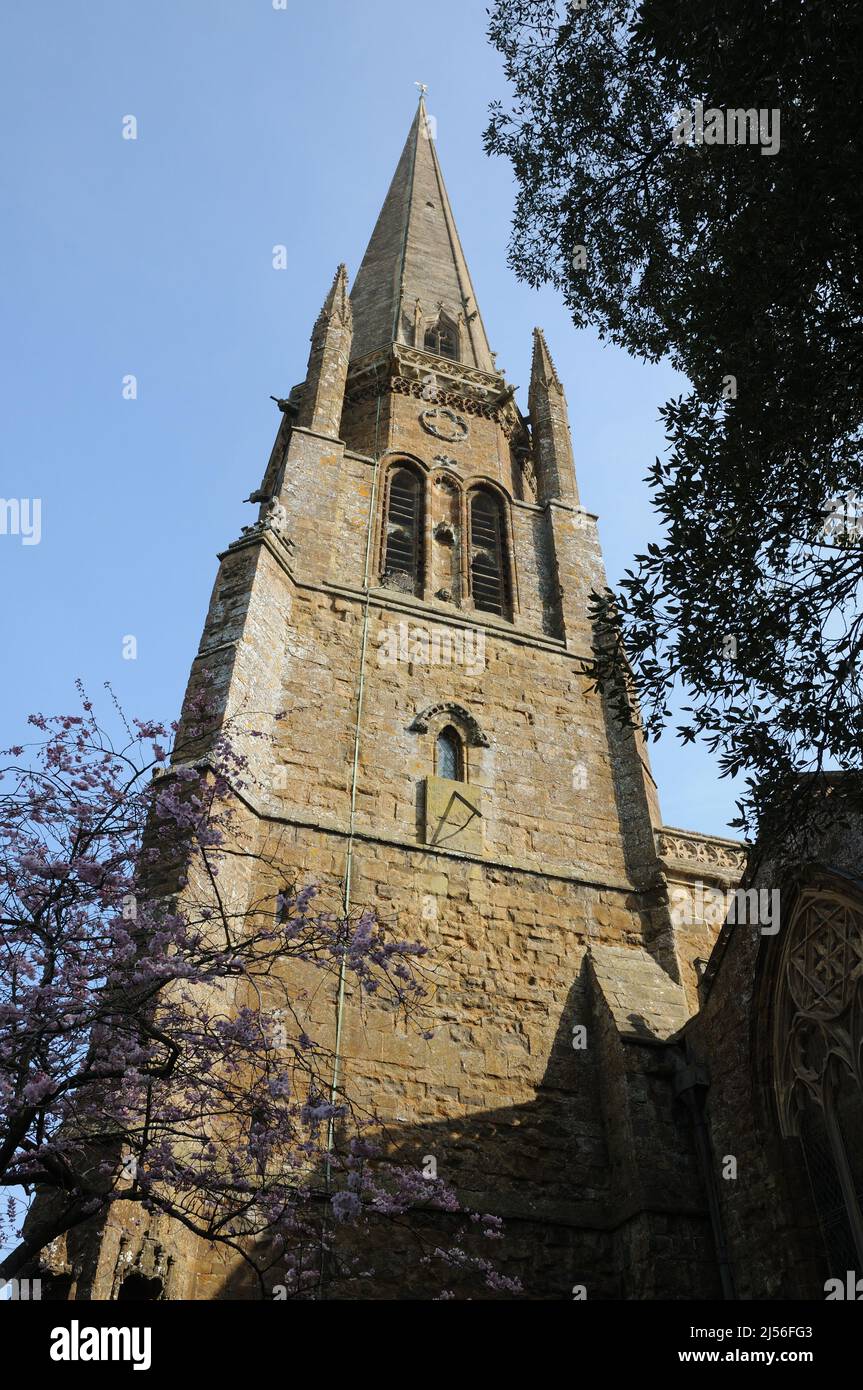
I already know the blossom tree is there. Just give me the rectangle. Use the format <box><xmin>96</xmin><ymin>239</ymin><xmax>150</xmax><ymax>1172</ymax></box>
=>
<box><xmin>0</xmin><ymin>685</ymin><xmax>519</xmax><ymax>1298</ymax></box>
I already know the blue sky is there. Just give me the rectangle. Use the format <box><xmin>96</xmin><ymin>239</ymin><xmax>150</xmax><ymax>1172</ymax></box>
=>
<box><xmin>0</xmin><ymin>0</ymin><xmax>740</xmax><ymax>837</ymax></box>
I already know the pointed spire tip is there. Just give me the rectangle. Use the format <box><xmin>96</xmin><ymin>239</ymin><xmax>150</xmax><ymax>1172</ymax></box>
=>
<box><xmin>349</xmin><ymin>91</ymin><xmax>494</xmax><ymax>370</ymax></box>
<box><xmin>317</xmin><ymin>263</ymin><xmax>351</xmax><ymax>326</ymax></box>
<box><xmin>531</xmin><ymin>326</ymin><xmax>563</xmax><ymax>390</ymax></box>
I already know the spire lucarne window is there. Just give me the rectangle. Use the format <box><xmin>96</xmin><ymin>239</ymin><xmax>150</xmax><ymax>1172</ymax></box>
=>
<box><xmin>424</xmin><ymin>318</ymin><xmax>456</xmax><ymax>359</ymax></box>
<box><xmin>384</xmin><ymin>466</ymin><xmax>423</xmax><ymax>594</ymax></box>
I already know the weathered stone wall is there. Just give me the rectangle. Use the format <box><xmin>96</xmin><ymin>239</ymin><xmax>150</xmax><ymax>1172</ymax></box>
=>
<box><xmin>656</xmin><ymin>828</ymin><xmax>750</xmax><ymax>1015</ymax></box>
<box><xmin>684</xmin><ymin>920</ymin><xmax>826</xmax><ymax>1297</ymax></box>
<box><xmin>27</xmin><ymin>341</ymin><xmax>758</xmax><ymax>1300</ymax></box>
<box><xmin>683</xmin><ymin>825</ymin><xmax>863</xmax><ymax>1299</ymax></box>
<box><xmin>144</xmin><ymin>339</ymin><xmax>745</xmax><ymax>1299</ymax></box>
<box><xmin>97</xmin><ymin>356</ymin><xmax>716</xmax><ymax>1298</ymax></box>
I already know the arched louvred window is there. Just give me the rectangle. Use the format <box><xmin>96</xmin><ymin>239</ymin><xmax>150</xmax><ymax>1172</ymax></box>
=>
<box><xmin>384</xmin><ymin>466</ymin><xmax>424</xmax><ymax>594</ymax></box>
<box><xmin>470</xmin><ymin>490</ymin><xmax>509</xmax><ymax>617</ymax></box>
<box><xmin>435</xmin><ymin>725</ymin><xmax>463</xmax><ymax>782</ymax></box>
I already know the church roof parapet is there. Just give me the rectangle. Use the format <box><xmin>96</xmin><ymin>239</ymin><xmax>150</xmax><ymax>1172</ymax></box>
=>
<box><xmin>343</xmin><ymin>344</ymin><xmax>527</xmax><ymax>443</ymax></box>
<box><xmin>656</xmin><ymin>826</ymin><xmax>748</xmax><ymax>880</ymax></box>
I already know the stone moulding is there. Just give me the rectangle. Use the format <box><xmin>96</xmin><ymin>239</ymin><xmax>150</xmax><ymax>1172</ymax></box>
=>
<box><xmin>408</xmin><ymin>701</ymin><xmax>491</xmax><ymax>747</ymax></box>
<box><xmin>347</xmin><ymin>343</ymin><xmax>505</xmax><ymax>396</ymax></box>
<box><xmin>342</xmin><ymin>344</ymin><xmax>526</xmax><ymax>441</ymax></box>
<box><xmin>418</xmin><ymin>404</ymin><xmax>469</xmax><ymax>441</ymax></box>
<box><xmin>396</xmin><ymin>344</ymin><xmax>504</xmax><ymax>393</ymax></box>
<box><xmin>655</xmin><ymin>826</ymin><xmax>748</xmax><ymax>875</ymax></box>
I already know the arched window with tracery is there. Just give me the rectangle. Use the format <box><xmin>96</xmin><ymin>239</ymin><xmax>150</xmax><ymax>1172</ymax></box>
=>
<box><xmin>469</xmin><ymin>489</ymin><xmax>510</xmax><ymax>618</ymax></box>
<box><xmin>383</xmin><ymin>465</ymin><xmax>424</xmax><ymax>595</ymax></box>
<box><xmin>435</xmin><ymin>725</ymin><xmax>464</xmax><ymax>782</ymax></box>
<box><xmin>773</xmin><ymin>880</ymin><xmax>863</xmax><ymax>1272</ymax></box>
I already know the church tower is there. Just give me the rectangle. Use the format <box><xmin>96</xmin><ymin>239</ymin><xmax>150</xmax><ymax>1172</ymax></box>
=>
<box><xmin>44</xmin><ymin>98</ymin><xmax>752</xmax><ymax>1301</ymax></box>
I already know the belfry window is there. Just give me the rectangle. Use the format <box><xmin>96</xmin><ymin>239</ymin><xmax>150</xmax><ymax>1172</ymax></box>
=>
<box><xmin>435</xmin><ymin>726</ymin><xmax>463</xmax><ymax>782</ymax></box>
<box><xmin>470</xmin><ymin>490</ymin><xmax>509</xmax><ymax>617</ymax></box>
<box><xmin>384</xmin><ymin>467</ymin><xmax>423</xmax><ymax>594</ymax></box>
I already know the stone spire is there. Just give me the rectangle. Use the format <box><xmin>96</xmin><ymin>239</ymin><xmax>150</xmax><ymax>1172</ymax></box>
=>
<box><xmin>349</xmin><ymin>96</ymin><xmax>495</xmax><ymax>371</ymax></box>
<box><xmin>528</xmin><ymin>327</ymin><xmax>579</xmax><ymax>504</ymax></box>
<box><xmin>295</xmin><ymin>263</ymin><xmax>353</xmax><ymax>438</ymax></box>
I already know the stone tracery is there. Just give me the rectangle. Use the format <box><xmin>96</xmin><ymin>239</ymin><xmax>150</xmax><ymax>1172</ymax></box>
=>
<box><xmin>773</xmin><ymin>880</ymin><xmax>863</xmax><ymax>1266</ymax></box>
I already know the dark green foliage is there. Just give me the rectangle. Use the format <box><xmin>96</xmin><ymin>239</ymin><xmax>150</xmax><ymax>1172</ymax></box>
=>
<box><xmin>487</xmin><ymin>0</ymin><xmax>863</xmax><ymax>854</ymax></box>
